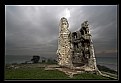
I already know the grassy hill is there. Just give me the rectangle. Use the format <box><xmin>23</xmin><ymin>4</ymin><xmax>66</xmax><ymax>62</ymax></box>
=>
<box><xmin>5</xmin><ymin>63</ymin><xmax>115</xmax><ymax>80</ymax></box>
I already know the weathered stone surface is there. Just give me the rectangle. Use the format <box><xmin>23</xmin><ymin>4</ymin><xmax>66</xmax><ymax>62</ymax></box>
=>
<box><xmin>56</xmin><ymin>17</ymin><xmax>73</xmax><ymax>68</ymax></box>
<box><xmin>57</xmin><ymin>17</ymin><xmax>98</xmax><ymax>72</ymax></box>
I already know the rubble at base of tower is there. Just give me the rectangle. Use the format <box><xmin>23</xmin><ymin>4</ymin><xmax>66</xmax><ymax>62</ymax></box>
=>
<box><xmin>56</xmin><ymin>17</ymin><xmax>99</xmax><ymax>72</ymax></box>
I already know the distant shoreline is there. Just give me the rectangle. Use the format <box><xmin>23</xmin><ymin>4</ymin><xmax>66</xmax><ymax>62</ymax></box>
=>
<box><xmin>5</xmin><ymin>55</ymin><xmax>117</xmax><ymax>71</ymax></box>
<box><xmin>5</xmin><ymin>62</ymin><xmax>117</xmax><ymax>73</ymax></box>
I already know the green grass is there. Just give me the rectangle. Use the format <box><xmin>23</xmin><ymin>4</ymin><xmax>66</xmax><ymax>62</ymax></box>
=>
<box><xmin>5</xmin><ymin>68</ymin><xmax>70</xmax><ymax>79</ymax></box>
<box><xmin>73</xmin><ymin>73</ymin><xmax>110</xmax><ymax>80</ymax></box>
<box><xmin>5</xmin><ymin>67</ymin><xmax>110</xmax><ymax>80</ymax></box>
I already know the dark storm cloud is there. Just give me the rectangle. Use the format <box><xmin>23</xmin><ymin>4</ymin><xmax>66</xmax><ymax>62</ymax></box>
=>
<box><xmin>5</xmin><ymin>5</ymin><xmax>117</xmax><ymax>57</ymax></box>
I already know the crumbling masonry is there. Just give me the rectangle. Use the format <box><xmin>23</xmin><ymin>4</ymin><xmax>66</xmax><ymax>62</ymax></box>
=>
<box><xmin>57</xmin><ymin>17</ymin><xmax>98</xmax><ymax>72</ymax></box>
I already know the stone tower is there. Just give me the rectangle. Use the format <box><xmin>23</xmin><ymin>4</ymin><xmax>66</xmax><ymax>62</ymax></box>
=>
<box><xmin>57</xmin><ymin>17</ymin><xmax>98</xmax><ymax>72</ymax></box>
<box><xmin>56</xmin><ymin>17</ymin><xmax>73</xmax><ymax>68</ymax></box>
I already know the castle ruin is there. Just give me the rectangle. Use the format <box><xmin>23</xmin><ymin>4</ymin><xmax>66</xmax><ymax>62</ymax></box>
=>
<box><xmin>57</xmin><ymin>17</ymin><xmax>98</xmax><ymax>72</ymax></box>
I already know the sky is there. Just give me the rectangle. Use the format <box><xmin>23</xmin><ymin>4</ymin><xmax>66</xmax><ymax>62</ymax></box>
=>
<box><xmin>5</xmin><ymin>5</ymin><xmax>118</xmax><ymax>58</ymax></box>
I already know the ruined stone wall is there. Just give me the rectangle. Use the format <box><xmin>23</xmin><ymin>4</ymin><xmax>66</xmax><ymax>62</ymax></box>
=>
<box><xmin>57</xmin><ymin>17</ymin><xmax>98</xmax><ymax>71</ymax></box>
<box><xmin>71</xmin><ymin>21</ymin><xmax>97</xmax><ymax>70</ymax></box>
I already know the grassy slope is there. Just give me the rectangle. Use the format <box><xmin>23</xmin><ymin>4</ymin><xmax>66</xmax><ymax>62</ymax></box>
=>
<box><xmin>5</xmin><ymin>67</ymin><xmax>110</xmax><ymax>80</ymax></box>
<box><xmin>97</xmin><ymin>65</ymin><xmax>117</xmax><ymax>74</ymax></box>
<box><xmin>5</xmin><ymin>68</ymin><xmax>69</xmax><ymax>79</ymax></box>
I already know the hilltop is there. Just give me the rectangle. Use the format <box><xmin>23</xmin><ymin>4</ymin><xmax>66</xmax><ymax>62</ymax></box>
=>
<box><xmin>5</xmin><ymin>63</ymin><xmax>117</xmax><ymax>80</ymax></box>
